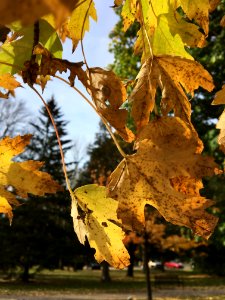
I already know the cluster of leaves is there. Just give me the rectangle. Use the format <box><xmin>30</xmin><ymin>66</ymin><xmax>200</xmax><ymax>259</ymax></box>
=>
<box><xmin>0</xmin><ymin>0</ymin><xmax>224</xmax><ymax>269</ymax></box>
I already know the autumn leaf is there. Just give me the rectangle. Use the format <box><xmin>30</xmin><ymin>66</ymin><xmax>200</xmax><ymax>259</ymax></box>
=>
<box><xmin>122</xmin><ymin>1</ymin><xmax>205</xmax><ymax>61</ymax></box>
<box><xmin>0</xmin><ymin>0</ymin><xmax>77</xmax><ymax>27</ymax></box>
<box><xmin>216</xmin><ymin>111</ymin><xmax>225</xmax><ymax>153</ymax></box>
<box><xmin>0</xmin><ymin>73</ymin><xmax>21</xmax><ymax>99</ymax></box>
<box><xmin>33</xmin><ymin>44</ymin><xmax>87</xmax><ymax>88</ymax></box>
<box><xmin>212</xmin><ymin>85</ymin><xmax>225</xmax><ymax>152</ymax></box>
<box><xmin>130</xmin><ymin>56</ymin><xmax>214</xmax><ymax>131</ymax></box>
<box><xmin>113</xmin><ymin>0</ymin><xmax>123</xmax><ymax>7</ymax></box>
<box><xmin>0</xmin><ymin>19</ymin><xmax>62</xmax><ymax>76</ymax></box>
<box><xmin>176</xmin><ymin>0</ymin><xmax>210</xmax><ymax>34</ymax></box>
<box><xmin>87</xmin><ymin>67</ymin><xmax>135</xmax><ymax>142</ymax></box>
<box><xmin>67</xmin><ymin>0</ymin><xmax>97</xmax><ymax>51</ymax></box>
<box><xmin>73</xmin><ymin>184</ymin><xmax>130</xmax><ymax>269</ymax></box>
<box><xmin>0</xmin><ymin>74</ymin><xmax>21</xmax><ymax>91</ymax></box>
<box><xmin>108</xmin><ymin>117</ymin><xmax>219</xmax><ymax>239</ymax></box>
<box><xmin>0</xmin><ymin>135</ymin><xmax>62</xmax><ymax>221</ymax></box>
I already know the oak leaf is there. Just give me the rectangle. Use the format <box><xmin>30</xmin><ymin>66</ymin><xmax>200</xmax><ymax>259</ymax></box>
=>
<box><xmin>87</xmin><ymin>68</ymin><xmax>135</xmax><ymax>142</ymax></box>
<box><xmin>0</xmin><ymin>135</ymin><xmax>62</xmax><ymax>221</ymax></box>
<box><xmin>73</xmin><ymin>184</ymin><xmax>130</xmax><ymax>269</ymax></box>
<box><xmin>108</xmin><ymin>117</ymin><xmax>219</xmax><ymax>239</ymax></box>
<box><xmin>130</xmin><ymin>56</ymin><xmax>214</xmax><ymax>131</ymax></box>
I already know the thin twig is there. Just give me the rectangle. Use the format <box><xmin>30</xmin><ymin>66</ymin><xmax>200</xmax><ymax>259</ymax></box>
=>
<box><xmin>55</xmin><ymin>75</ymin><xmax>127</xmax><ymax>159</ymax></box>
<box><xmin>29</xmin><ymin>85</ymin><xmax>73</xmax><ymax>195</ymax></box>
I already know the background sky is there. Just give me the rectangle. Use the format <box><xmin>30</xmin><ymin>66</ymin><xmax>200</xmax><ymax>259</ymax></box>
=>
<box><xmin>14</xmin><ymin>0</ymin><xmax>119</xmax><ymax>163</ymax></box>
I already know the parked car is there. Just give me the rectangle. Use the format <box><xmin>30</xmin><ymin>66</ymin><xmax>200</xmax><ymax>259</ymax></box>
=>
<box><xmin>164</xmin><ymin>261</ymin><xmax>184</xmax><ymax>269</ymax></box>
<box><xmin>148</xmin><ymin>260</ymin><xmax>163</xmax><ymax>269</ymax></box>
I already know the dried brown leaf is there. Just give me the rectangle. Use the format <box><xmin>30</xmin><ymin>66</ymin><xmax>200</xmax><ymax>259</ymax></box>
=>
<box><xmin>130</xmin><ymin>56</ymin><xmax>214</xmax><ymax>132</ymax></box>
<box><xmin>87</xmin><ymin>68</ymin><xmax>135</xmax><ymax>142</ymax></box>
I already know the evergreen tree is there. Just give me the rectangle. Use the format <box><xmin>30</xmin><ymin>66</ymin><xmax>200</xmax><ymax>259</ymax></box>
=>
<box><xmin>0</xmin><ymin>97</ymin><xmax>85</xmax><ymax>281</ymax></box>
<box><xmin>27</xmin><ymin>96</ymin><xmax>71</xmax><ymax>184</ymax></box>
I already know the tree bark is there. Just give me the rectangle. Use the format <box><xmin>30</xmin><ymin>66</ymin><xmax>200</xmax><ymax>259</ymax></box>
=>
<box><xmin>127</xmin><ymin>242</ymin><xmax>136</xmax><ymax>277</ymax></box>
<box><xmin>143</xmin><ymin>233</ymin><xmax>153</xmax><ymax>300</ymax></box>
<box><xmin>21</xmin><ymin>263</ymin><xmax>30</xmax><ymax>283</ymax></box>
<box><xmin>101</xmin><ymin>261</ymin><xmax>111</xmax><ymax>282</ymax></box>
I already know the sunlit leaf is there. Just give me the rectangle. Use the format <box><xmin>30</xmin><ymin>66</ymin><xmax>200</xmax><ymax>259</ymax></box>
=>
<box><xmin>74</xmin><ymin>184</ymin><xmax>130</xmax><ymax>269</ymax></box>
<box><xmin>0</xmin><ymin>20</ymin><xmax>62</xmax><ymax>75</ymax></box>
<box><xmin>108</xmin><ymin>117</ymin><xmax>219</xmax><ymax>239</ymax></box>
<box><xmin>67</xmin><ymin>0</ymin><xmax>97</xmax><ymax>51</ymax></box>
<box><xmin>0</xmin><ymin>135</ymin><xmax>62</xmax><ymax>221</ymax></box>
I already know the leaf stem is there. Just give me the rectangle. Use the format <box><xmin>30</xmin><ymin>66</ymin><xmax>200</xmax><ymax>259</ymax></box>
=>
<box><xmin>55</xmin><ymin>75</ymin><xmax>127</xmax><ymax>159</ymax></box>
<box><xmin>80</xmin><ymin>0</ymin><xmax>93</xmax><ymax>70</ymax></box>
<box><xmin>0</xmin><ymin>61</ymin><xmax>22</xmax><ymax>71</ymax></box>
<box><xmin>29</xmin><ymin>85</ymin><xmax>73</xmax><ymax>195</ymax></box>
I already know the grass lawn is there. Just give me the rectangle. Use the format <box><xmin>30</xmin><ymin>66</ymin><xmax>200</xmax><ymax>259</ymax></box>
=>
<box><xmin>0</xmin><ymin>268</ymin><xmax>225</xmax><ymax>299</ymax></box>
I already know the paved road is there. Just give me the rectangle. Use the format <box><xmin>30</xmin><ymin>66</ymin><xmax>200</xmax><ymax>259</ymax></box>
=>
<box><xmin>1</xmin><ymin>287</ymin><xmax>225</xmax><ymax>300</ymax></box>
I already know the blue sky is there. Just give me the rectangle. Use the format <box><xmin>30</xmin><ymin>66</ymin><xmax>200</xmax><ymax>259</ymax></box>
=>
<box><xmin>15</xmin><ymin>0</ymin><xmax>119</xmax><ymax>163</ymax></box>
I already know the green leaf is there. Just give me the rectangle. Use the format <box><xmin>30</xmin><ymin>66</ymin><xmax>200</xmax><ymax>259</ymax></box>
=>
<box><xmin>0</xmin><ymin>19</ymin><xmax>62</xmax><ymax>75</ymax></box>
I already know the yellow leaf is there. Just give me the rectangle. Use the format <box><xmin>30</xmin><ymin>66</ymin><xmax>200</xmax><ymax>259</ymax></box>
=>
<box><xmin>87</xmin><ymin>68</ymin><xmax>135</xmax><ymax>142</ymax></box>
<box><xmin>0</xmin><ymin>0</ymin><xmax>77</xmax><ymax>27</ymax></box>
<box><xmin>0</xmin><ymin>135</ymin><xmax>62</xmax><ymax>220</ymax></box>
<box><xmin>212</xmin><ymin>86</ymin><xmax>225</xmax><ymax>152</ymax></box>
<box><xmin>74</xmin><ymin>185</ymin><xmax>130</xmax><ymax>269</ymax></box>
<box><xmin>108</xmin><ymin>117</ymin><xmax>219</xmax><ymax>239</ymax></box>
<box><xmin>212</xmin><ymin>84</ymin><xmax>225</xmax><ymax>105</ymax></box>
<box><xmin>71</xmin><ymin>193</ymin><xmax>88</xmax><ymax>245</ymax></box>
<box><xmin>130</xmin><ymin>55</ymin><xmax>214</xmax><ymax>131</ymax></box>
<box><xmin>0</xmin><ymin>73</ymin><xmax>21</xmax><ymax>90</ymax></box>
<box><xmin>67</xmin><ymin>0</ymin><xmax>97</xmax><ymax>50</ymax></box>
<box><xmin>176</xmin><ymin>0</ymin><xmax>210</xmax><ymax>34</ymax></box>
<box><xmin>215</xmin><ymin>110</ymin><xmax>225</xmax><ymax>153</ymax></box>
<box><xmin>121</xmin><ymin>0</ymin><xmax>137</xmax><ymax>31</ymax></box>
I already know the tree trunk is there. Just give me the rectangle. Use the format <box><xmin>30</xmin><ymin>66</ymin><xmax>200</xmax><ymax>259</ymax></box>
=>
<box><xmin>101</xmin><ymin>261</ymin><xmax>111</xmax><ymax>282</ymax></box>
<box><xmin>21</xmin><ymin>263</ymin><xmax>30</xmax><ymax>283</ymax></box>
<box><xmin>127</xmin><ymin>242</ymin><xmax>136</xmax><ymax>277</ymax></box>
<box><xmin>143</xmin><ymin>233</ymin><xmax>153</xmax><ymax>300</ymax></box>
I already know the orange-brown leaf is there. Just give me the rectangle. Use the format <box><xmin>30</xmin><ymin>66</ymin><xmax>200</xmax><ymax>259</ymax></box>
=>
<box><xmin>130</xmin><ymin>56</ymin><xmax>214</xmax><ymax>132</ymax></box>
<box><xmin>108</xmin><ymin>117</ymin><xmax>218</xmax><ymax>239</ymax></box>
<box><xmin>0</xmin><ymin>135</ymin><xmax>62</xmax><ymax>221</ymax></box>
<box><xmin>87</xmin><ymin>68</ymin><xmax>135</xmax><ymax>142</ymax></box>
<box><xmin>0</xmin><ymin>74</ymin><xmax>21</xmax><ymax>90</ymax></box>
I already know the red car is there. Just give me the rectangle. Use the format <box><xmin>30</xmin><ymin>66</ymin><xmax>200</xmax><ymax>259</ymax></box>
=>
<box><xmin>164</xmin><ymin>261</ymin><xmax>184</xmax><ymax>269</ymax></box>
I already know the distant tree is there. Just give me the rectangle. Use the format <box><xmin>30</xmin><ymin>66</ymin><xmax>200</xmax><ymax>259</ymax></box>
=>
<box><xmin>0</xmin><ymin>97</ymin><xmax>86</xmax><ymax>282</ymax></box>
<box><xmin>0</xmin><ymin>98</ymin><xmax>30</xmax><ymax>138</ymax></box>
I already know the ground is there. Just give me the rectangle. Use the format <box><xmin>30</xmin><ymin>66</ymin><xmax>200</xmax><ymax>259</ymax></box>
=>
<box><xmin>1</xmin><ymin>269</ymin><xmax>225</xmax><ymax>300</ymax></box>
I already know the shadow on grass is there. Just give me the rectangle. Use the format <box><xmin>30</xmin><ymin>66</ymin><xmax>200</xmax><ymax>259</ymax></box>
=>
<box><xmin>1</xmin><ymin>269</ymin><xmax>225</xmax><ymax>295</ymax></box>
